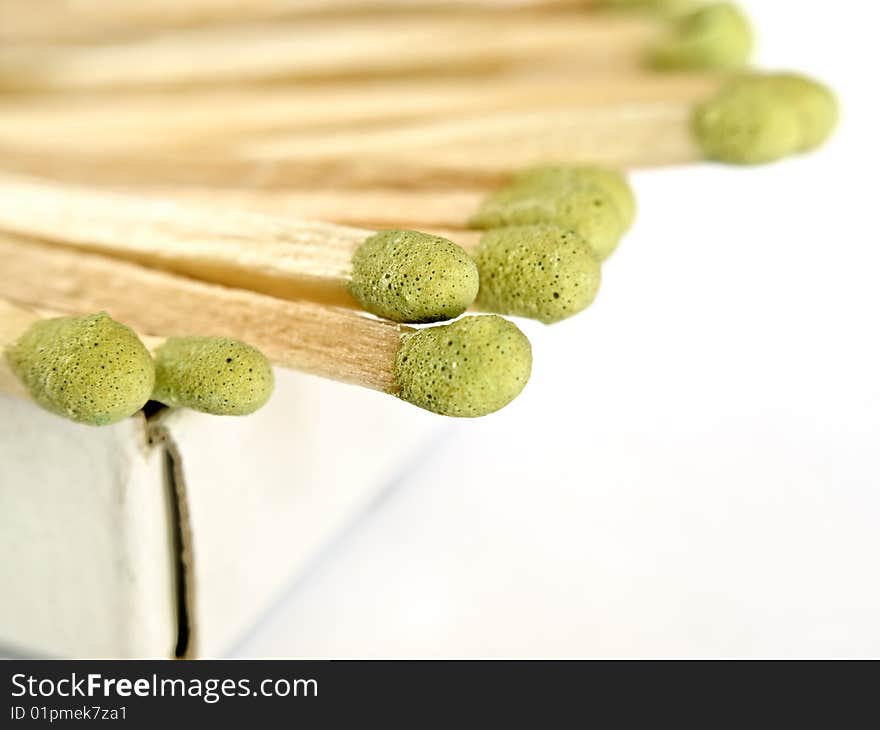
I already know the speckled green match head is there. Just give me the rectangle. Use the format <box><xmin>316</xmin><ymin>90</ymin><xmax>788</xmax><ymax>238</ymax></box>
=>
<box><xmin>349</xmin><ymin>229</ymin><xmax>479</xmax><ymax>324</ymax></box>
<box><xmin>471</xmin><ymin>224</ymin><xmax>601</xmax><ymax>324</ymax></box>
<box><xmin>470</xmin><ymin>179</ymin><xmax>624</xmax><ymax>261</ymax></box>
<box><xmin>394</xmin><ymin>315</ymin><xmax>531</xmax><ymax>418</ymax></box>
<box><xmin>649</xmin><ymin>3</ymin><xmax>754</xmax><ymax>71</ymax></box>
<box><xmin>152</xmin><ymin>336</ymin><xmax>274</xmax><ymax>416</ymax></box>
<box><xmin>693</xmin><ymin>77</ymin><xmax>803</xmax><ymax>164</ymax></box>
<box><xmin>510</xmin><ymin>165</ymin><xmax>637</xmax><ymax>232</ymax></box>
<box><xmin>5</xmin><ymin>312</ymin><xmax>154</xmax><ymax>426</ymax></box>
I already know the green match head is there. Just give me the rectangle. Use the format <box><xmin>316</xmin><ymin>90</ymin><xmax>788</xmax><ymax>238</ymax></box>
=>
<box><xmin>746</xmin><ymin>73</ymin><xmax>839</xmax><ymax>152</ymax></box>
<box><xmin>152</xmin><ymin>336</ymin><xmax>274</xmax><ymax>416</ymax></box>
<box><xmin>394</xmin><ymin>315</ymin><xmax>531</xmax><ymax>418</ymax></box>
<box><xmin>693</xmin><ymin>77</ymin><xmax>802</xmax><ymax>164</ymax></box>
<box><xmin>510</xmin><ymin>165</ymin><xmax>637</xmax><ymax>232</ymax></box>
<box><xmin>693</xmin><ymin>74</ymin><xmax>838</xmax><ymax>164</ymax></box>
<box><xmin>5</xmin><ymin>312</ymin><xmax>154</xmax><ymax>426</ymax></box>
<box><xmin>649</xmin><ymin>3</ymin><xmax>754</xmax><ymax>71</ymax></box>
<box><xmin>471</xmin><ymin>179</ymin><xmax>624</xmax><ymax>261</ymax></box>
<box><xmin>349</xmin><ymin>229</ymin><xmax>479</xmax><ymax>324</ymax></box>
<box><xmin>471</xmin><ymin>225</ymin><xmax>601</xmax><ymax>324</ymax></box>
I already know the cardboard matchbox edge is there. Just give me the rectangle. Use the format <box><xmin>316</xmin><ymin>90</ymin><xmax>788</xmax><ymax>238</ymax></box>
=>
<box><xmin>0</xmin><ymin>368</ymin><xmax>439</xmax><ymax>658</ymax></box>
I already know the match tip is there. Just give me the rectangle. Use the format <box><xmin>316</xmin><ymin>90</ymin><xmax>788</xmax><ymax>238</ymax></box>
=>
<box><xmin>5</xmin><ymin>312</ymin><xmax>154</xmax><ymax>426</ymax></box>
<box><xmin>693</xmin><ymin>73</ymin><xmax>838</xmax><ymax>164</ymax></box>
<box><xmin>471</xmin><ymin>170</ymin><xmax>626</xmax><ymax>261</ymax></box>
<box><xmin>757</xmin><ymin>73</ymin><xmax>839</xmax><ymax>152</ymax></box>
<box><xmin>152</xmin><ymin>336</ymin><xmax>274</xmax><ymax>416</ymax></box>
<box><xmin>511</xmin><ymin>165</ymin><xmax>637</xmax><ymax>233</ymax></box>
<box><xmin>395</xmin><ymin>315</ymin><xmax>532</xmax><ymax>418</ymax></box>
<box><xmin>472</xmin><ymin>224</ymin><xmax>602</xmax><ymax>324</ymax></box>
<box><xmin>350</xmin><ymin>230</ymin><xmax>479</xmax><ymax>324</ymax></box>
<box><xmin>649</xmin><ymin>3</ymin><xmax>754</xmax><ymax>71</ymax></box>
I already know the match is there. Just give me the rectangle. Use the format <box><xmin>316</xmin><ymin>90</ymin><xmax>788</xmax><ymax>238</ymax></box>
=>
<box><xmin>0</xmin><ymin>174</ymin><xmax>480</xmax><ymax>325</ymax></box>
<box><xmin>0</xmin><ymin>73</ymin><xmax>724</xmax><ymax>156</ymax></box>
<box><xmin>0</xmin><ymin>72</ymin><xmax>837</xmax><ymax>200</ymax></box>
<box><xmin>0</xmin><ymin>1</ymin><xmax>698</xmax><ymax>44</ymax></box>
<box><xmin>0</xmin><ymin>4</ymin><xmax>752</xmax><ymax>92</ymax></box>
<box><xmin>230</xmin><ymin>74</ymin><xmax>837</xmax><ymax>170</ymax></box>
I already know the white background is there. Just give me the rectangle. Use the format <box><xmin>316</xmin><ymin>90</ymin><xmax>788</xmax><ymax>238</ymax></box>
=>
<box><xmin>236</xmin><ymin>0</ymin><xmax>880</xmax><ymax>657</ymax></box>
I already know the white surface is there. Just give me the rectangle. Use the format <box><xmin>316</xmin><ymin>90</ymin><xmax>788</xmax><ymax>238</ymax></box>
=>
<box><xmin>234</xmin><ymin>0</ymin><xmax>880</xmax><ymax>657</ymax></box>
<box><xmin>0</xmin><ymin>397</ymin><xmax>176</xmax><ymax>658</ymax></box>
<box><xmin>167</xmin><ymin>368</ymin><xmax>440</xmax><ymax>656</ymax></box>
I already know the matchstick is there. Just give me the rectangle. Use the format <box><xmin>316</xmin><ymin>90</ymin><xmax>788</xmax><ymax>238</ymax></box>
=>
<box><xmin>0</xmin><ymin>4</ymin><xmax>752</xmax><ymax>92</ymax></box>
<box><xmin>140</xmin><ymin>163</ymin><xmax>636</xmax><ymax>260</ymax></box>
<box><xmin>0</xmin><ymin>236</ymin><xmax>532</xmax><ymax>418</ymax></box>
<box><xmin>0</xmin><ymin>0</ymin><xmax>625</xmax><ymax>43</ymax></box>
<box><xmin>0</xmin><ymin>73</ymin><xmax>837</xmax><ymax>195</ymax></box>
<box><xmin>232</xmin><ymin>73</ymin><xmax>836</xmax><ymax>169</ymax></box>
<box><xmin>213</xmin><ymin>71</ymin><xmax>838</xmax><ymax>171</ymax></box>
<box><xmin>0</xmin><ymin>0</ymin><xmax>610</xmax><ymax>43</ymax></box>
<box><xmin>0</xmin><ymin>174</ymin><xmax>479</xmax><ymax>325</ymax></box>
<box><xmin>0</xmin><ymin>73</ymin><xmax>725</xmax><ymax>156</ymax></box>
<box><xmin>131</xmin><ymin>173</ymin><xmax>633</xmax><ymax>238</ymax></box>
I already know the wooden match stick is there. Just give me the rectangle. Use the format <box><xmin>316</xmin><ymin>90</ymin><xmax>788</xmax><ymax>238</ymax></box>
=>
<box><xmin>140</xmin><ymin>164</ymin><xmax>637</xmax><ymax>259</ymax></box>
<box><xmin>0</xmin><ymin>174</ymin><xmax>479</xmax><ymax>325</ymax></box>
<box><xmin>227</xmin><ymin>103</ymin><xmax>705</xmax><ymax>173</ymax></box>
<box><xmin>0</xmin><ymin>73</ymin><xmax>725</xmax><ymax>156</ymax></box>
<box><xmin>197</xmin><ymin>70</ymin><xmax>838</xmax><ymax>170</ymax></box>
<box><xmin>3</xmin><ymin>100</ymin><xmax>702</xmax><ymax>171</ymax></box>
<box><xmin>0</xmin><ymin>72</ymin><xmax>835</xmax><ymax>194</ymax></box>
<box><xmin>0</xmin><ymin>0</ymin><xmax>611</xmax><ymax>43</ymax></box>
<box><xmin>0</xmin><ymin>236</ymin><xmax>532</xmax><ymax>417</ymax></box>
<box><xmin>0</xmin><ymin>5</ymin><xmax>751</xmax><ymax>92</ymax></box>
<box><xmin>232</xmin><ymin>70</ymin><xmax>835</xmax><ymax>169</ymax></box>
